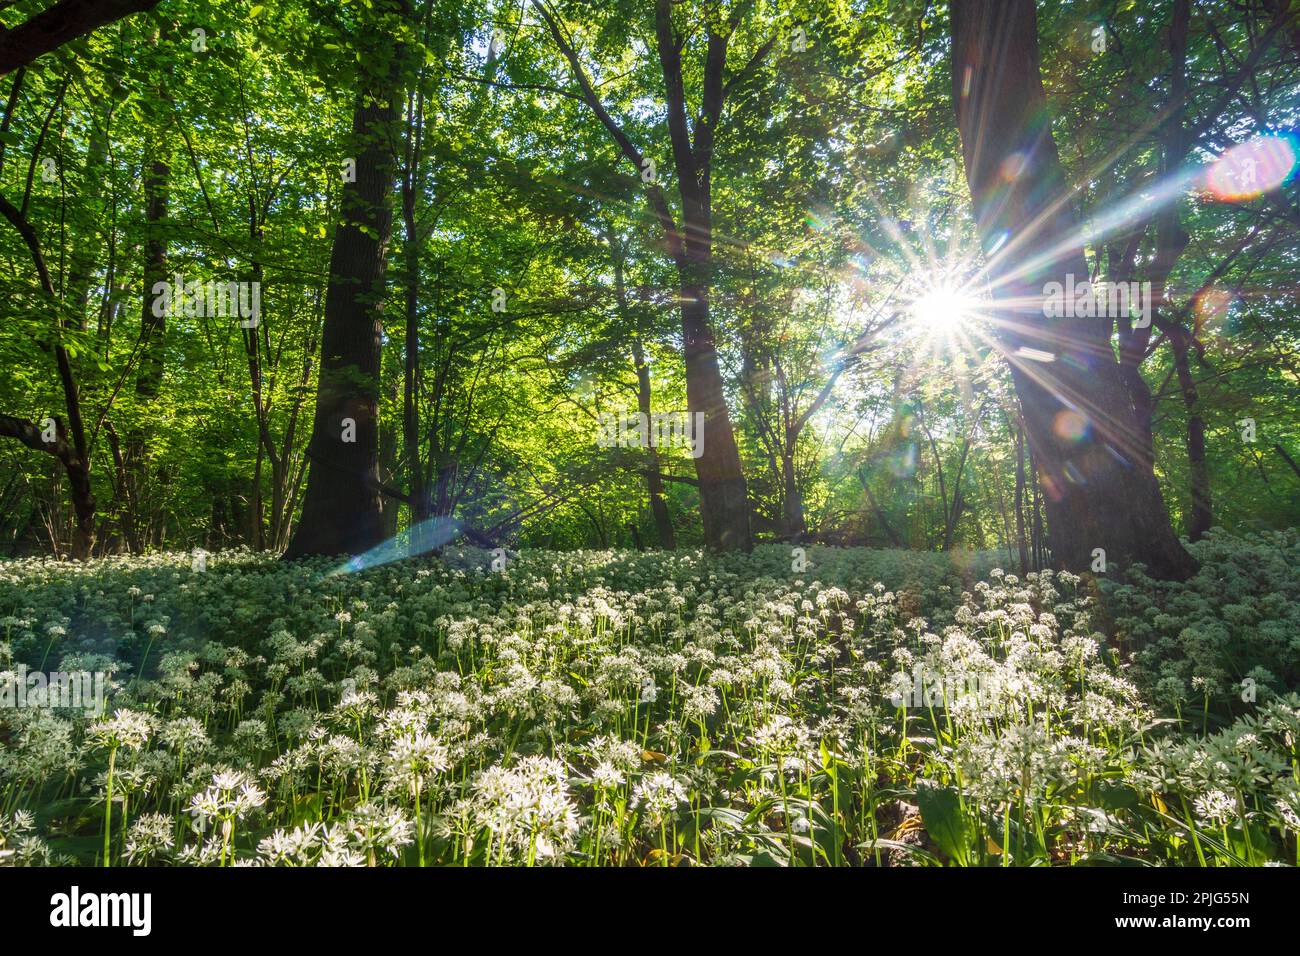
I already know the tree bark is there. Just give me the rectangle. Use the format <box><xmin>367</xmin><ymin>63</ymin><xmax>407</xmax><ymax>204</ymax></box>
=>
<box><xmin>611</xmin><ymin>232</ymin><xmax>675</xmax><ymax>550</ymax></box>
<box><xmin>535</xmin><ymin>0</ymin><xmax>757</xmax><ymax>550</ymax></box>
<box><xmin>858</xmin><ymin>468</ymin><xmax>903</xmax><ymax>547</ymax></box>
<box><xmin>284</xmin><ymin>22</ymin><xmax>406</xmax><ymax>559</ymax></box>
<box><xmin>653</xmin><ymin>1</ymin><xmax>751</xmax><ymax>551</ymax></box>
<box><xmin>1014</xmin><ymin>417</ymin><xmax>1030</xmax><ymax>574</ymax></box>
<box><xmin>1169</xmin><ymin>325</ymin><xmax>1212</xmax><ymax>540</ymax></box>
<box><xmin>0</xmin><ymin>193</ymin><xmax>95</xmax><ymax>557</ymax></box>
<box><xmin>120</xmin><ymin>152</ymin><xmax>169</xmax><ymax>553</ymax></box>
<box><xmin>780</xmin><ymin>440</ymin><xmax>806</xmax><ymax>542</ymax></box>
<box><xmin>950</xmin><ymin>0</ymin><xmax>1196</xmax><ymax>579</ymax></box>
<box><xmin>0</xmin><ymin>0</ymin><xmax>162</xmax><ymax>77</ymax></box>
<box><xmin>1154</xmin><ymin>0</ymin><xmax>1212</xmax><ymax>542</ymax></box>
<box><xmin>632</xmin><ymin>338</ymin><xmax>675</xmax><ymax>549</ymax></box>
<box><xmin>941</xmin><ymin>405</ymin><xmax>985</xmax><ymax>550</ymax></box>
<box><xmin>401</xmin><ymin>88</ymin><xmax>428</xmax><ymax>529</ymax></box>
<box><xmin>0</xmin><ymin>415</ymin><xmax>94</xmax><ymax>557</ymax></box>
<box><xmin>1274</xmin><ymin>443</ymin><xmax>1300</xmax><ymax>483</ymax></box>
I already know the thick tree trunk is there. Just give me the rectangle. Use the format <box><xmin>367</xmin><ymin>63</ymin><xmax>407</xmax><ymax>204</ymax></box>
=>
<box><xmin>680</xmin><ymin>283</ymin><xmax>751</xmax><ymax>550</ymax></box>
<box><xmin>656</xmin><ymin>1</ymin><xmax>751</xmax><ymax>552</ymax></box>
<box><xmin>950</xmin><ymin>0</ymin><xmax>1196</xmax><ymax>579</ymax></box>
<box><xmin>284</xmin><ymin>77</ymin><xmax>399</xmax><ymax>559</ymax></box>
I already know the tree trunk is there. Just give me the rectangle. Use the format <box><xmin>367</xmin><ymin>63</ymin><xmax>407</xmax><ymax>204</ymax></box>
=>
<box><xmin>680</xmin><ymin>283</ymin><xmax>751</xmax><ymax>550</ymax></box>
<box><xmin>858</xmin><ymin>468</ymin><xmax>904</xmax><ymax>547</ymax></box>
<box><xmin>1029</xmin><ymin>446</ymin><xmax>1047</xmax><ymax>569</ymax></box>
<box><xmin>1274</xmin><ymin>443</ymin><xmax>1300</xmax><ymax>482</ymax></box>
<box><xmin>64</xmin><ymin>88</ymin><xmax>117</xmax><ymax>331</ymax></box>
<box><xmin>780</xmin><ymin>442</ymin><xmax>806</xmax><ymax>542</ymax></box>
<box><xmin>656</xmin><ymin>0</ymin><xmax>751</xmax><ymax>552</ymax></box>
<box><xmin>0</xmin><ymin>185</ymin><xmax>96</xmax><ymax>557</ymax></box>
<box><xmin>633</xmin><ymin>338</ymin><xmax>675</xmax><ymax>549</ymax></box>
<box><xmin>135</xmin><ymin>156</ymin><xmax>169</xmax><ymax>400</ymax></box>
<box><xmin>284</xmin><ymin>48</ymin><xmax>403</xmax><ymax>559</ymax></box>
<box><xmin>0</xmin><ymin>415</ymin><xmax>94</xmax><ymax>557</ymax></box>
<box><xmin>1014</xmin><ymin>417</ymin><xmax>1030</xmax><ymax>574</ymax></box>
<box><xmin>613</xmin><ymin>232</ymin><xmax>674</xmax><ymax>550</ymax></box>
<box><xmin>942</xmin><ymin>417</ymin><xmax>981</xmax><ymax>550</ymax></box>
<box><xmin>124</xmin><ymin>34</ymin><xmax>171</xmax><ymax>552</ymax></box>
<box><xmin>401</xmin><ymin>84</ymin><xmax>428</xmax><ymax>533</ymax></box>
<box><xmin>950</xmin><ymin>0</ymin><xmax>1196</xmax><ymax>579</ymax></box>
<box><xmin>534</xmin><ymin>0</ymin><xmax>758</xmax><ymax>552</ymax></box>
<box><xmin>119</xmin><ymin>154</ymin><xmax>168</xmax><ymax>553</ymax></box>
<box><xmin>1170</xmin><ymin>327</ymin><xmax>1212</xmax><ymax>539</ymax></box>
<box><xmin>1154</xmin><ymin>0</ymin><xmax>1211</xmax><ymax>543</ymax></box>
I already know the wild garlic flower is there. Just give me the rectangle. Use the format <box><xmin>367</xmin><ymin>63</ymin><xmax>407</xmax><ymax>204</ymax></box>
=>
<box><xmin>189</xmin><ymin>769</ymin><xmax>268</xmax><ymax>835</ymax></box>
<box><xmin>1194</xmin><ymin>789</ymin><xmax>1237</xmax><ymax>826</ymax></box>
<box><xmin>632</xmin><ymin>772</ymin><xmax>688</xmax><ymax>827</ymax></box>
<box><xmin>89</xmin><ymin>709</ymin><xmax>155</xmax><ymax>751</ymax></box>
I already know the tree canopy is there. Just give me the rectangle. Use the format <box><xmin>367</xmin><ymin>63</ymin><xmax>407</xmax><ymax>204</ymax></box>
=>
<box><xmin>0</xmin><ymin>0</ymin><xmax>1296</xmax><ymax>570</ymax></box>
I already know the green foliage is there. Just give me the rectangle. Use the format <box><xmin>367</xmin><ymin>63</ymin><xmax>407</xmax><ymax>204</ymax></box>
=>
<box><xmin>2</xmin><ymin>536</ymin><xmax>1298</xmax><ymax>866</ymax></box>
<box><xmin>1106</xmin><ymin>528</ymin><xmax>1300</xmax><ymax>715</ymax></box>
<box><xmin>2</xmin><ymin>0</ymin><xmax>1298</xmax><ymax>556</ymax></box>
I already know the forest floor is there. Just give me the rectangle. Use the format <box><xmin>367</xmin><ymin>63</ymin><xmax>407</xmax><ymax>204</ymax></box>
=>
<box><xmin>2</xmin><ymin>532</ymin><xmax>1298</xmax><ymax>866</ymax></box>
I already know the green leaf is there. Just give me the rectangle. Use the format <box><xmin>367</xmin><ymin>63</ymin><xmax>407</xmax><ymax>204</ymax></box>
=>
<box><xmin>1097</xmin><ymin>782</ymin><xmax>1140</xmax><ymax>812</ymax></box>
<box><xmin>915</xmin><ymin>781</ymin><xmax>973</xmax><ymax>866</ymax></box>
<box><xmin>858</xmin><ymin>838</ymin><xmax>942</xmax><ymax>866</ymax></box>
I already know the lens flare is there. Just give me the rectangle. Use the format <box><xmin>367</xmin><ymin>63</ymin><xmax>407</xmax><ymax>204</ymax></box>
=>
<box><xmin>887</xmin><ymin>443</ymin><xmax>918</xmax><ymax>478</ymax></box>
<box><xmin>1204</xmin><ymin>134</ymin><xmax>1299</xmax><ymax>202</ymax></box>
<box><xmin>1194</xmin><ymin>286</ymin><xmax>1234</xmax><ymax>330</ymax></box>
<box><xmin>805</xmin><ymin>209</ymin><xmax>832</xmax><ymax>232</ymax></box>
<box><xmin>1053</xmin><ymin>409</ymin><xmax>1090</xmax><ymax>443</ymax></box>
<box><xmin>911</xmin><ymin>287</ymin><xmax>970</xmax><ymax>330</ymax></box>
<box><xmin>327</xmin><ymin>516</ymin><xmax>461</xmax><ymax>577</ymax></box>
<box><xmin>908</xmin><ymin>274</ymin><xmax>982</xmax><ymax>335</ymax></box>
<box><xmin>1000</xmin><ymin>151</ymin><xmax>1029</xmax><ymax>182</ymax></box>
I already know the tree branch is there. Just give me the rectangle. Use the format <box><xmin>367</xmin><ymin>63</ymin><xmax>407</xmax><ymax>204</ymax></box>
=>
<box><xmin>0</xmin><ymin>0</ymin><xmax>162</xmax><ymax>76</ymax></box>
<box><xmin>532</xmin><ymin>0</ymin><xmax>683</xmax><ymax>258</ymax></box>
